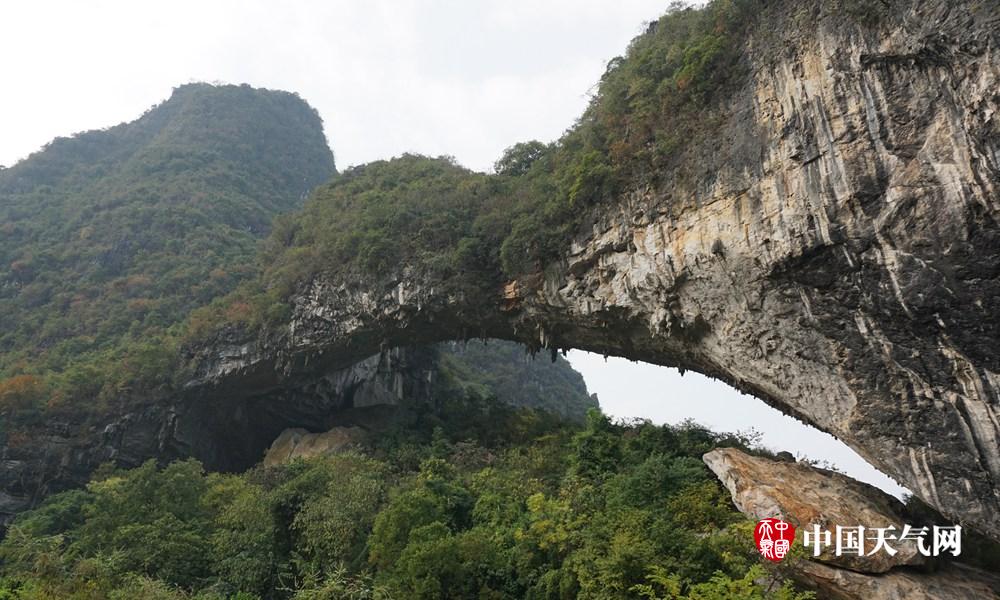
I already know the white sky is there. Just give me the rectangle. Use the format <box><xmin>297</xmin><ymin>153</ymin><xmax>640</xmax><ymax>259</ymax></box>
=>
<box><xmin>0</xmin><ymin>0</ymin><xmax>672</xmax><ymax>171</ymax></box>
<box><xmin>0</xmin><ymin>0</ymin><xmax>906</xmax><ymax>497</ymax></box>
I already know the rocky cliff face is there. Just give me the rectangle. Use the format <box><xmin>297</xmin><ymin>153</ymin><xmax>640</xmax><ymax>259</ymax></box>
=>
<box><xmin>703</xmin><ymin>448</ymin><xmax>925</xmax><ymax>574</ymax></box>
<box><xmin>182</xmin><ymin>0</ymin><xmax>1000</xmax><ymax>541</ymax></box>
<box><xmin>0</xmin><ymin>347</ymin><xmax>435</xmax><ymax>529</ymax></box>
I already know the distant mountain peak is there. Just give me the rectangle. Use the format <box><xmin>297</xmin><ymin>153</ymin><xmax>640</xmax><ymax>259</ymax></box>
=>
<box><xmin>0</xmin><ymin>83</ymin><xmax>335</xmax><ymax>378</ymax></box>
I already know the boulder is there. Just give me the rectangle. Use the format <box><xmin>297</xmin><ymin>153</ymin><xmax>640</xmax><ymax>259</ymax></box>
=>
<box><xmin>262</xmin><ymin>426</ymin><xmax>367</xmax><ymax>466</ymax></box>
<box><xmin>788</xmin><ymin>560</ymin><xmax>1000</xmax><ymax>600</ymax></box>
<box><xmin>704</xmin><ymin>448</ymin><xmax>922</xmax><ymax>573</ymax></box>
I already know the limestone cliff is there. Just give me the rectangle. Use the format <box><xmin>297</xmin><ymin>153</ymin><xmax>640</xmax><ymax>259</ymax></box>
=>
<box><xmin>181</xmin><ymin>0</ymin><xmax>1000</xmax><ymax>541</ymax></box>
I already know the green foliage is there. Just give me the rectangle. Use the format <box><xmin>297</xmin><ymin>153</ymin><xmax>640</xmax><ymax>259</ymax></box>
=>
<box><xmin>255</xmin><ymin>155</ymin><xmax>493</xmax><ymax>295</ymax></box>
<box><xmin>290</xmin><ymin>456</ymin><xmax>389</xmax><ymax>573</ymax></box>
<box><xmin>632</xmin><ymin>565</ymin><xmax>815</xmax><ymax>600</ymax></box>
<box><xmin>0</xmin><ymin>408</ymin><xmax>811</xmax><ymax>599</ymax></box>
<box><xmin>190</xmin><ymin>0</ymin><xmax>763</xmax><ymax>330</ymax></box>
<box><xmin>289</xmin><ymin>566</ymin><xmax>389</xmax><ymax>600</ymax></box>
<box><xmin>494</xmin><ymin>141</ymin><xmax>548</xmax><ymax>176</ymax></box>
<box><xmin>436</xmin><ymin>341</ymin><xmax>598</xmax><ymax>422</ymax></box>
<box><xmin>0</xmin><ymin>83</ymin><xmax>335</xmax><ymax>424</ymax></box>
<box><xmin>73</xmin><ymin>459</ymin><xmax>214</xmax><ymax>586</ymax></box>
<box><xmin>207</xmin><ymin>477</ymin><xmax>280</xmax><ymax>595</ymax></box>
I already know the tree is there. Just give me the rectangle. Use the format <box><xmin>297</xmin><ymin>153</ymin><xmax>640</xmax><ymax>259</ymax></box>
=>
<box><xmin>494</xmin><ymin>141</ymin><xmax>548</xmax><ymax>176</ymax></box>
<box><xmin>0</xmin><ymin>375</ymin><xmax>46</xmax><ymax>413</ymax></box>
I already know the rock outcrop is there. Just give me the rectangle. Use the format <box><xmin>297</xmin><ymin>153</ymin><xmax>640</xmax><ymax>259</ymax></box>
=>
<box><xmin>262</xmin><ymin>426</ymin><xmax>367</xmax><ymax>466</ymax></box>
<box><xmin>182</xmin><ymin>0</ymin><xmax>1000</xmax><ymax>541</ymax></box>
<box><xmin>0</xmin><ymin>348</ymin><xmax>435</xmax><ymax>530</ymax></box>
<box><xmin>704</xmin><ymin>447</ymin><xmax>1000</xmax><ymax>599</ymax></box>
<box><xmin>703</xmin><ymin>448</ymin><xmax>923</xmax><ymax>573</ymax></box>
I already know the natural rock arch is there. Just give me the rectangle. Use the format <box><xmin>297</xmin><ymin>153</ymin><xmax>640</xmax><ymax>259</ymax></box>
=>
<box><xmin>188</xmin><ymin>4</ymin><xmax>1000</xmax><ymax>540</ymax></box>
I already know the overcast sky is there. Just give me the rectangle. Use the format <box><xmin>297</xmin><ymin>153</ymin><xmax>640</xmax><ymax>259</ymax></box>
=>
<box><xmin>1</xmin><ymin>0</ymin><xmax>673</xmax><ymax>171</ymax></box>
<box><xmin>0</xmin><ymin>0</ymin><xmax>906</xmax><ymax>497</ymax></box>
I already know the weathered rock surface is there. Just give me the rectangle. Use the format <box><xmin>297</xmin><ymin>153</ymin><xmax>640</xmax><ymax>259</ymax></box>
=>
<box><xmin>704</xmin><ymin>448</ymin><xmax>922</xmax><ymax>573</ymax></box>
<box><xmin>179</xmin><ymin>0</ymin><xmax>1000</xmax><ymax>540</ymax></box>
<box><xmin>262</xmin><ymin>426</ymin><xmax>367</xmax><ymax>466</ymax></box>
<box><xmin>789</xmin><ymin>560</ymin><xmax>1000</xmax><ymax>600</ymax></box>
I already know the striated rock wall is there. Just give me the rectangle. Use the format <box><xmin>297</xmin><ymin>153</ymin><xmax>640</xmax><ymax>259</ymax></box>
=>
<box><xmin>184</xmin><ymin>0</ymin><xmax>1000</xmax><ymax>540</ymax></box>
<box><xmin>541</xmin><ymin>0</ymin><xmax>1000</xmax><ymax>538</ymax></box>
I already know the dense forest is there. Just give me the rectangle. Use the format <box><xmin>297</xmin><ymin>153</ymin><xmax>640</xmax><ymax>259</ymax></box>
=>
<box><xmin>0</xmin><ymin>405</ymin><xmax>812</xmax><ymax>600</ymax></box>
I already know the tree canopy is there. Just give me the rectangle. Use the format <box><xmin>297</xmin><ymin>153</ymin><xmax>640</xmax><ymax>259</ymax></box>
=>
<box><xmin>0</xmin><ymin>403</ymin><xmax>814</xmax><ymax>600</ymax></box>
<box><xmin>0</xmin><ymin>83</ymin><xmax>335</xmax><ymax>418</ymax></box>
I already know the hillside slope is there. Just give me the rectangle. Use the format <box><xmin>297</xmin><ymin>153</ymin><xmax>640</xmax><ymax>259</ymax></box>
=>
<box><xmin>0</xmin><ymin>83</ymin><xmax>336</xmax><ymax>404</ymax></box>
<box><xmin>0</xmin><ymin>84</ymin><xmax>598</xmax><ymax>525</ymax></box>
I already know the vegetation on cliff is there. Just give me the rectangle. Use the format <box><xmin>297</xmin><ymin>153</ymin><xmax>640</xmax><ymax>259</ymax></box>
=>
<box><xmin>1</xmin><ymin>0</ymin><xmax>802</xmax><ymax>424</ymax></box>
<box><xmin>436</xmin><ymin>341</ymin><xmax>598</xmax><ymax>422</ymax></box>
<box><xmin>0</xmin><ymin>91</ymin><xmax>592</xmax><ymax>432</ymax></box>
<box><xmin>0</xmin><ymin>0</ymin><xmax>905</xmax><ymax>426</ymax></box>
<box><xmin>190</xmin><ymin>0</ymin><xmax>762</xmax><ymax>332</ymax></box>
<box><xmin>0</xmin><ymin>406</ymin><xmax>812</xmax><ymax>599</ymax></box>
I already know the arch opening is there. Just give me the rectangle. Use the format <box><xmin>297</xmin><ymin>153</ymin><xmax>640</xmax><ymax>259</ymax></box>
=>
<box><xmin>566</xmin><ymin>349</ymin><xmax>911</xmax><ymax>500</ymax></box>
